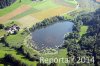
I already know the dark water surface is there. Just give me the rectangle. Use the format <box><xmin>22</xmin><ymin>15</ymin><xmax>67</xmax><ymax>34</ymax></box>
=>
<box><xmin>32</xmin><ymin>21</ymin><xmax>74</xmax><ymax>50</ymax></box>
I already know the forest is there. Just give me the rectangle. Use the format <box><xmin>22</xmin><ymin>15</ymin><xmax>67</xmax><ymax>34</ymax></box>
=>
<box><xmin>64</xmin><ymin>8</ymin><xmax>100</xmax><ymax>66</ymax></box>
<box><xmin>0</xmin><ymin>0</ymin><xmax>16</xmax><ymax>9</ymax></box>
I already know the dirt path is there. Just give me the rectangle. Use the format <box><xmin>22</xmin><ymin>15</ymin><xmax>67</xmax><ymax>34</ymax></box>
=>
<box><xmin>0</xmin><ymin>5</ymin><xmax>31</xmax><ymax>23</ymax></box>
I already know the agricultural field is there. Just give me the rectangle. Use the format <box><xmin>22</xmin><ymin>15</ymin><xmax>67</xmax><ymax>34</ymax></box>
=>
<box><xmin>0</xmin><ymin>0</ymin><xmax>77</xmax><ymax>28</ymax></box>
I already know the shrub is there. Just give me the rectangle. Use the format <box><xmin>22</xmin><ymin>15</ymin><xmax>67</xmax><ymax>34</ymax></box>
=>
<box><xmin>0</xmin><ymin>24</ymin><xmax>4</xmax><ymax>29</ymax></box>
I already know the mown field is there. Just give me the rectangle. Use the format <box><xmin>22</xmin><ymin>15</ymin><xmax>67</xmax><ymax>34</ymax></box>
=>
<box><xmin>0</xmin><ymin>0</ymin><xmax>32</xmax><ymax>16</ymax></box>
<box><xmin>79</xmin><ymin>26</ymin><xmax>88</xmax><ymax>37</ymax></box>
<box><xmin>64</xmin><ymin>0</ymin><xmax>77</xmax><ymax>5</ymax></box>
<box><xmin>0</xmin><ymin>43</ymin><xmax>38</xmax><ymax>66</ymax></box>
<box><xmin>0</xmin><ymin>0</ymin><xmax>77</xmax><ymax>28</ymax></box>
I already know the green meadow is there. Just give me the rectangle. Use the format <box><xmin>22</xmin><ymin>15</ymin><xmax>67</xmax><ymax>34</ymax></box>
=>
<box><xmin>12</xmin><ymin>0</ymin><xmax>60</xmax><ymax>19</ymax></box>
<box><xmin>79</xmin><ymin>26</ymin><xmax>88</xmax><ymax>37</ymax></box>
<box><xmin>0</xmin><ymin>44</ymin><xmax>37</xmax><ymax>66</ymax></box>
<box><xmin>64</xmin><ymin>0</ymin><xmax>77</xmax><ymax>5</ymax></box>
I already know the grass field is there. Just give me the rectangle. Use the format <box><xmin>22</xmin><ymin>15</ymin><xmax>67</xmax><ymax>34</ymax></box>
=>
<box><xmin>57</xmin><ymin>49</ymin><xmax>67</xmax><ymax>66</ymax></box>
<box><xmin>0</xmin><ymin>5</ymin><xmax>31</xmax><ymax>23</ymax></box>
<box><xmin>79</xmin><ymin>26</ymin><xmax>88</xmax><ymax>37</ymax></box>
<box><xmin>64</xmin><ymin>0</ymin><xmax>77</xmax><ymax>5</ymax></box>
<box><xmin>76</xmin><ymin>26</ymin><xmax>88</xmax><ymax>42</ymax></box>
<box><xmin>6</xmin><ymin>30</ymin><xmax>29</xmax><ymax>47</ymax></box>
<box><xmin>16</xmin><ymin>5</ymin><xmax>74</xmax><ymax>28</ymax></box>
<box><xmin>0</xmin><ymin>42</ymin><xmax>67</xmax><ymax>66</ymax></box>
<box><xmin>12</xmin><ymin>0</ymin><xmax>60</xmax><ymax>20</ymax></box>
<box><xmin>0</xmin><ymin>0</ymin><xmax>77</xmax><ymax>28</ymax></box>
<box><xmin>0</xmin><ymin>0</ymin><xmax>33</xmax><ymax>16</ymax></box>
<box><xmin>31</xmin><ymin>6</ymin><xmax>73</xmax><ymax>20</ymax></box>
<box><xmin>0</xmin><ymin>30</ymin><xmax>6</xmax><ymax>37</ymax></box>
<box><xmin>41</xmin><ymin>48</ymin><xmax>67</xmax><ymax>66</ymax></box>
<box><xmin>0</xmin><ymin>44</ymin><xmax>38</xmax><ymax>66</ymax></box>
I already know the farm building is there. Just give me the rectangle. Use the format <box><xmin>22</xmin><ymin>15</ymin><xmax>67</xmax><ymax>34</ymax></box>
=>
<box><xmin>6</xmin><ymin>24</ymin><xmax>20</xmax><ymax>34</ymax></box>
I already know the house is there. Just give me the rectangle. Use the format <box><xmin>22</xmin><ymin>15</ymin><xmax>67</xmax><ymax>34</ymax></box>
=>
<box><xmin>6</xmin><ymin>24</ymin><xmax>20</xmax><ymax>34</ymax></box>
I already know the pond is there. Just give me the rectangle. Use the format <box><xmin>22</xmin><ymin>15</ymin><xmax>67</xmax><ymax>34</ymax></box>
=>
<box><xmin>31</xmin><ymin>21</ymin><xmax>74</xmax><ymax>50</ymax></box>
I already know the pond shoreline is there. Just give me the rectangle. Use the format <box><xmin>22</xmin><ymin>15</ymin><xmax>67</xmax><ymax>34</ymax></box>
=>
<box><xmin>25</xmin><ymin>16</ymin><xmax>74</xmax><ymax>52</ymax></box>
